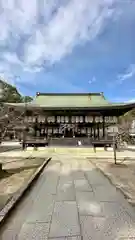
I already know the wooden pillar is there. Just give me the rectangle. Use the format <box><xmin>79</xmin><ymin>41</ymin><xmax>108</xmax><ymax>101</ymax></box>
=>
<box><xmin>93</xmin><ymin>117</ymin><xmax>96</xmax><ymax>139</ymax></box>
<box><xmin>34</xmin><ymin>124</ymin><xmax>36</xmax><ymax>137</ymax></box>
<box><xmin>90</xmin><ymin>126</ymin><xmax>92</xmax><ymax>138</ymax></box>
<box><xmin>103</xmin><ymin>116</ymin><xmax>105</xmax><ymax>139</ymax></box>
<box><xmin>39</xmin><ymin>123</ymin><xmax>42</xmax><ymax>137</ymax></box>
<box><xmin>46</xmin><ymin>127</ymin><xmax>48</xmax><ymax>138</ymax></box>
<box><xmin>22</xmin><ymin>127</ymin><xmax>26</xmax><ymax>150</ymax></box>
<box><xmin>93</xmin><ymin>126</ymin><xmax>96</xmax><ymax>139</ymax></box>
<box><xmin>97</xmin><ymin>124</ymin><xmax>99</xmax><ymax>139</ymax></box>
<box><xmin>73</xmin><ymin>126</ymin><xmax>75</xmax><ymax>138</ymax></box>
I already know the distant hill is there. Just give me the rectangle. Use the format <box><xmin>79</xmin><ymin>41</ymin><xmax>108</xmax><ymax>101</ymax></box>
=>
<box><xmin>0</xmin><ymin>79</ymin><xmax>33</xmax><ymax>103</ymax></box>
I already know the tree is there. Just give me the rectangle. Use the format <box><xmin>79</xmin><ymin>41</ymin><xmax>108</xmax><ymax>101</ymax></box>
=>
<box><xmin>0</xmin><ymin>80</ymin><xmax>22</xmax><ymax>103</ymax></box>
<box><xmin>113</xmin><ymin>109</ymin><xmax>135</xmax><ymax>164</ymax></box>
<box><xmin>0</xmin><ymin>79</ymin><xmax>33</xmax><ymax>140</ymax></box>
<box><xmin>116</xmin><ymin>109</ymin><xmax>135</xmax><ymax>146</ymax></box>
<box><xmin>21</xmin><ymin>96</ymin><xmax>33</xmax><ymax>103</ymax></box>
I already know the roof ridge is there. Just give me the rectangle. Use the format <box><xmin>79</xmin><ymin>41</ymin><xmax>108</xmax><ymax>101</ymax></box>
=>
<box><xmin>36</xmin><ymin>92</ymin><xmax>104</xmax><ymax>96</ymax></box>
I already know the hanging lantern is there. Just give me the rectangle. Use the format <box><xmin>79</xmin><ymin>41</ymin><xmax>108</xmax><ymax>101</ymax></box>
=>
<box><xmin>57</xmin><ymin>116</ymin><xmax>60</xmax><ymax>123</ymax></box>
<box><xmin>85</xmin><ymin>116</ymin><xmax>88</xmax><ymax>123</ymax></box>
<box><xmin>80</xmin><ymin>116</ymin><xmax>83</xmax><ymax>123</ymax></box>
<box><xmin>61</xmin><ymin>116</ymin><xmax>64</xmax><ymax>123</ymax></box>
<box><xmin>39</xmin><ymin>116</ymin><xmax>43</xmax><ymax>123</ymax></box>
<box><xmin>88</xmin><ymin>116</ymin><xmax>93</xmax><ymax>122</ymax></box>
<box><xmin>65</xmin><ymin>116</ymin><xmax>69</xmax><ymax>123</ymax></box>
<box><xmin>50</xmin><ymin>116</ymin><xmax>54</xmax><ymax>122</ymax></box>
<box><xmin>113</xmin><ymin>116</ymin><xmax>118</xmax><ymax>123</ymax></box>
<box><xmin>99</xmin><ymin>116</ymin><xmax>103</xmax><ymax>123</ymax></box>
<box><xmin>47</xmin><ymin>116</ymin><xmax>50</xmax><ymax>123</ymax></box>
<box><xmin>71</xmin><ymin>116</ymin><xmax>75</xmax><ymax>123</ymax></box>
<box><xmin>76</xmin><ymin>116</ymin><xmax>79</xmax><ymax>123</ymax></box>
<box><xmin>95</xmin><ymin>116</ymin><xmax>99</xmax><ymax>123</ymax></box>
<box><xmin>40</xmin><ymin>116</ymin><xmax>45</xmax><ymax>123</ymax></box>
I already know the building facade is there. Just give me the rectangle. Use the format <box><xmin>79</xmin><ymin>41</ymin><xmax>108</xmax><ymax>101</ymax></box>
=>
<box><xmin>4</xmin><ymin>92</ymin><xmax>135</xmax><ymax>141</ymax></box>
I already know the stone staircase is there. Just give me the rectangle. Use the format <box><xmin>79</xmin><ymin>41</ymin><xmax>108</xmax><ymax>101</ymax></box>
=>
<box><xmin>49</xmin><ymin>137</ymin><xmax>91</xmax><ymax>146</ymax></box>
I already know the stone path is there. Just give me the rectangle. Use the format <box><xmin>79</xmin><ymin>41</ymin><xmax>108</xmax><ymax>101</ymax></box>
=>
<box><xmin>1</xmin><ymin>153</ymin><xmax>135</xmax><ymax>239</ymax></box>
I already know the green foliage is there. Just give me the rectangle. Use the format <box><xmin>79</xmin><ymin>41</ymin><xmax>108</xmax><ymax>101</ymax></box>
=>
<box><xmin>0</xmin><ymin>79</ymin><xmax>33</xmax><ymax>103</ymax></box>
<box><xmin>21</xmin><ymin>96</ymin><xmax>33</xmax><ymax>103</ymax></box>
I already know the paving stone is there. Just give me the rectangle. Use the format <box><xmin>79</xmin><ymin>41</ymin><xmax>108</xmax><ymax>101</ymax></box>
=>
<box><xmin>25</xmin><ymin>195</ymin><xmax>55</xmax><ymax>223</ymax></box>
<box><xmin>56</xmin><ymin>175</ymin><xmax>75</xmax><ymax>201</ymax></box>
<box><xmin>92</xmin><ymin>185</ymin><xmax>123</xmax><ymax>202</ymax></box>
<box><xmin>1</xmin><ymin>152</ymin><xmax>135</xmax><ymax>240</ymax></box>
<box><xmin>49</xmin><ymin>201</ymin><xmax>80</xmax><ymax>238</ymax></box>
<box><xmin>85</xmin><ymin>170</ymin><xmax>110</xmax><ymax>186</ymax></box>
<box><xmin>38</xmin><ymin>176</ymin><xmax>59</xmax><ymax>194</ymax></box>
<box><xmin>80</xmin><ymin>215</ymin><xmax>106</xmax><ymax>240</ymax></box>
<box><xmin>18</xmin><ymin>222</ymin><xmax>50</xmax><ymax>240</ymax></box>
<box><xmin>49</xmin><ymin>236</ymin><xmax>81</xmax><ymax>240</ymax></box>
<box><xmin>100</xmin><ymin>201</ymin><xmax>129</xmax><ymax>218</ymax></box>
<box><xmin>0</xmin><ymin>227</ymin><xmax>17</xmax><ymax>240</ymax></box>
<box><xmin>80</xmin><ymin>211</ymin><xmax>135</xmax><ymax>240</ymax></box>
<box><xmin>74</xmin><ymin>179</ymin><xmax>93</xmax><ymax>192</ymax></box>
<box><xmin>76</xmin><ymin>191</ymin><xmax>95</xmax><ymax>202</ymax></box>
<box><xmin>72</xmin><ymin>171</ymin><xmax>85</xmax><ymax>180</ymax></box>
<box><xmin>56</xmin><ymin>185</ymin><xmax>75</xmax><ymax>201</ymax></box>
<box><xmin>76</xmin><ymin>191</ymin><xmax>104</xmax><ymax>217</ymax></box>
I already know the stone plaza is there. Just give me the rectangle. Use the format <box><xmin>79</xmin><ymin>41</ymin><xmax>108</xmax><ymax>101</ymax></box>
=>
<box><xmin>1</xmin><ymin>148</ymin><xmax>135</xmax><ymax>239</ymax></box>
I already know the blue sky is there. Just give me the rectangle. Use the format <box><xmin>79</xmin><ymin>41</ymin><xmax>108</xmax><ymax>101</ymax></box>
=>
<box><xmin>0</xmin><ymin>0</ymin><xmax>135</xmax><ymax>102</ymax></box>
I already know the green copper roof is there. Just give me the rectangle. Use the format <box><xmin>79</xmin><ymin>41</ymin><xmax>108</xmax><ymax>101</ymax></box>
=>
<box><xmin>31</xmin><ymin>93</ymin><xmax>110</xmax><ymax>108</ymax></box>
<box><xmin>4</xmin><ymin>93</ymin><xmax>135</xmax><ymax>110</ymax></box>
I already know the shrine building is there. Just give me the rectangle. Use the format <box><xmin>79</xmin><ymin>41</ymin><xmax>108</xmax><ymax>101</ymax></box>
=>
<box><xmin>4</xmin><ymin>92</ymin><xmax>135</xmax><ymax>145</ymax></box>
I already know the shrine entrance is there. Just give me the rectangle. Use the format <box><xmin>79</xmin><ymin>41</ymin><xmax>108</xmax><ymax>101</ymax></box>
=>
<box><xmin>64</xmin><ymin>127</ymin><xmax>73</xmax><ymax>137</ymax></box>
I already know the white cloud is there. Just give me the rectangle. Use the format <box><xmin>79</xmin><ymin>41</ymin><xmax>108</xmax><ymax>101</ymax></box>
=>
<box><xmin>126</xmin><ymin>98</ymin><xmax>135</xmax><ymax>103</ymax></box>
<box><xmin>24</xmin><ymin>0</ymin><xmax>116</xmax><ymax>66</ymax></box>
<box><xmin>117</xmin><ymin>64</ymin><xmax>135</xmax><ymax>84</ymax></box>
<box><xmin>0</xmin><ymin>0</ymin><xmax>123</xmax><ymax>85</ymax></box>
<box><xmin>3</xmin><ymin>52</ymin><xmax>21</xmax><ymax>65</ymax></box>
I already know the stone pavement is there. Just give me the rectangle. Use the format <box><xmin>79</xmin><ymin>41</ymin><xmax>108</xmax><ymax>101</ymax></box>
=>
<box><xmin>90</xmin><ymin>157</ymin><xmax>135</xmax><ymax>206</ymax></box>
<box><xmin>1</xmin><ymin>152</ymin><xmax>135</xmax><ymax>239</ymax></box>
